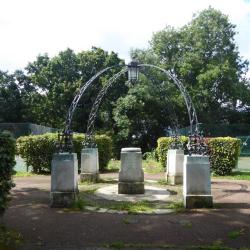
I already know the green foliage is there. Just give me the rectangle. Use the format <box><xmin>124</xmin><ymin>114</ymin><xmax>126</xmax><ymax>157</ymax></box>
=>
<box><xmin>112</xmin><ymin>75</ymin><xmax>179</xmax><ymax>153</ymax></box>
<box><xmin>1</xmin><ymin>7</ymin><xmax>250</xmax><ymax>155</ymax></box>
<box><xmin>94</xmin><ymin>134</ymin><xmax>113</xmax><ymax>171</ymax></box>
<box><xmin>156</xmin><ymin>136</ymin><xmax>188</xmax><ymax>168</ymax></box>
<box><xmin>143</xmin><ymin>159</ymin><xmax>163</xmax><ymax>174</ymax></box>
<box><xmin>106</xmin><ymin>158</ymin><xmax>163</xmax><ymax>174</ymax></box>
<box><xmin>212</xmin><ymin>171</ymin><xmax>250</xmax><ymax>180</ymax></box>
<box><xmin>0</xmin><ymin>224</ymin><xmax>23</xmax><ymax>250</ymax></box>
<box><xmin>16</xmin><ymin>133</ymin><xmax>56</xmax><ymax>173</ymax></box>
<box><xmin>0</xmin><ymin>71</ymin><xmax>23</xmax><ymax>123</ymax></box>
<box><xmin>25</xmin><ymin>47</ymin><xmax>125</xmax><ymax>129</ymax></box>
<box><xmin>151</xmin><ymin>7</ymin><xmax>250</xmax><ymax>124</ymax></box>
<box><xmin>0</xmin><ymin>132</ymin><xmax>16</xmax><ymax>215</ymax></box>
<box><xmin>208</xmin><ymin>137</ymin><xmax>241</xmax><ymax>175</ymax></box>
<box><xmin>106</xmin><ymin>159</ymin><xmax>120</xmax><ymax>172</ymax></box>
<box><xmin>0</xmin><ymin>70</ymin><xmax>39</xmax><ymax>123</ymax></box>
<box><xmin>14</xmin><ymin>172</ymin><xmax>36</xmax><ymax>177</ymax></box>
<box><xmin>157</xmin><ymin>136</ymin><xmax>240</xmax><ymax>176</ymax></box>
<box><xmin>70</xmin><ymin>198</ymin><xmax>87</xmax><ymax>210</ymax></box>
<box><xmin>142</xmin><ymin>150</ymin><xmax>157</xmax><ymax>160</ymax></box>
<box><xmin>227</xmin><ymin>229</ymin><xmax>245</xmax><ymax>239</ymax></box>
<box><xmin>16</xmin><ymin>133</ymin><xmax>112</xmax><ymax>173</ymax></box>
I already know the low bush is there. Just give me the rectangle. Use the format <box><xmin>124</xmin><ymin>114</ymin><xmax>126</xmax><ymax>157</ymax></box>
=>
<box><xmin>156</xmin><ymin>136</ymin><xmax>188</xmax><ymax>168</ymax></box>
<box><xmin>156</xmin><ymin>136</ymin><xmax>241</xmax><ymax>176</ymax></box>
<box><xmin>208</xmin><ymin>137</ymin><xmax>241</xmax><ymax>175</ymax></box>
<box><xmin>16</xmin><ymin>133</ymin><xmax>112</xmax><ymax>173</ymax></box>
<box><xmin>0</xmin><ymin>132</ymin><xmax>16</xmax><ymax>215</ymax></box>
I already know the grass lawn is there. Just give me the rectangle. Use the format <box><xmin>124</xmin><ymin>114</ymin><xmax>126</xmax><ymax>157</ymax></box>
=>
<box><xmin>14</xmin><ymin>172</ymin><xmax>37</xmax><ymax>177</ymax></box>
<box><xmin>70</xmin><ymin>187</ymin><xmax>183</xmax><ymax>214</ymax></box>
<box><xmin>0</xmin><ymin>224</ymin><xmax>23</xmax><ymax>249</ymax></box>
<box><xmin>212</xmin><ymin>171</ymin><xmax>250</xmax><ymax>181</ymax></box>
<box><xmin>107</xmin><ymin>159</ymin><xmax>164</xmax><ymax>174</ymax></box>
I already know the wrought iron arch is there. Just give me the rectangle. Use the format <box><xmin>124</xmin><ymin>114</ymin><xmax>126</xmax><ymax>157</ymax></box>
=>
<box><xmin>84</xmin><ymin>64</ymin><xmax>199</xmax><ymax>147</ymax></box>
<box><xmin>85</xmin><ymin>67</ymin><xmax>128</xmax><ymax>147</ymax></box>
<box><xmin>139</xmin><ymin>64</ymin><xmax>198</xmax><ymax>132</ymax></box>
<box><xmin>57</xmin><ymin>65</ymin><xmax>123</xmax><ymax>152</ymax></box>
<box><xmin>65</xmin><ymin>66</ymin><xmax>115</xmax><ymax>132</ymax></box>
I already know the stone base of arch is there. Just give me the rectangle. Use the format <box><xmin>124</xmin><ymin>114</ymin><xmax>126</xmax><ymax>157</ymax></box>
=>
<box><xmin>80</xmin><ymin>173</ymin><xmax>99</xmax><ymax>182</ymax></box>
<box><xmin>118</xmin><ymin>181</ymin><xmax>144</xmax><ymax>194</ymax></box>
<box><xmin>167</xmin><ymin>174</ymin><xmax>183</xmax><ymax>185</ymax></box>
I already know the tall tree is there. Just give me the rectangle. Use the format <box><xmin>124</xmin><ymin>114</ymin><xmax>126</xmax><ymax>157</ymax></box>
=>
<box><xmin>151</xmin><ymin>7</ymin><xmax>249</xmax><ymax>124</ymax></box>
<box><xmin>111</xmin><ymin>48</ymin><xmax>185</xmax><ymax>153</ymax></box>
<box><xmin>25</xmin><ymin>47</ymin><xmax>125</xmax><ymax>130</ymax></box>
<box><xmin>0</xmin><ymin>71</ymin><xmax>22</xmax><ymax>122</ymax></box>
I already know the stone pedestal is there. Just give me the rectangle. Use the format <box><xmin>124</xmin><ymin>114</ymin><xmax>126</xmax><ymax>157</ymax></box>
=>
<box><xmin>166</xmin><ymin>149</ymin><xmax>184</xmax><ymax>185</ymax></box>
<box><xmin>183</xmin><ymin>155</ymin><xmax>213</xmax><ymax>208</ymax></box>
<box><xmin>50</xmin><ymin>153</ymin><xmax>78</xmax><ymax>207</ymax></box>
<box><xmin>80</xmin><ymin>148</ymin><xmax>99</xmax><ymax>182</ymax></box>
<box><xmin>118</xmin><ymin>147</ymin><xmax>144</xmax><ymax>194</ymax></box>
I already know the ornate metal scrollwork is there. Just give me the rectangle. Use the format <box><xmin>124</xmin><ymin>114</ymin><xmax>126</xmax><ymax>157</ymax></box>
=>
<box><xmin>58</xmin><ymin>60</ymin><xmax>204</xmax><ymax>154</ymax></box>
<box><xmin>56</xmin><ymin>129</ymin><xmax>74</xmax><ymax>153</ymax></box>
<box><xmin>58</xmin><ymin>65</ymin><xmax>123</xmax><ymax>152</ymax></box>
<box><xmin>186</xmin><ymin>131</ymin><xmax>208</xmax><ymax>156</ymax></box>
<box><xmin>169</xmin><ymin>133</ymin><xmax>183</xmax><ymax>150</ymax></box>
<box><xmin>83</xmin><ymin>135</ymin><xmax>97</xmax><ymax>148</ymax></box>
<box><xmin>84</xmin><ymin>68</ymin><xmax>128</xmax><ymax>148</ymax></box>
<box><xmin>139</xmin><ymin>64</ymin><xmax>198</xmax><ymax>135</ymax></box>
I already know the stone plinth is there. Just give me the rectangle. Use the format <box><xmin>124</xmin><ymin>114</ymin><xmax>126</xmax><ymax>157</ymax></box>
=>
<box><xmin>50</xmin><ymin>153</ymin><xmax>78</xmax><ymax>207</ymax></box>
<box><xmin>80</xmin><ymin>148</ymin><xmax>99</xmax><ymax>182</ymax></box>
<box><xmin>166</xmin><ymin>149</ymin><xmax>184</xmax><ymax>185</ymax></box>
<box><xmin>118</xmin><ymin>147</ymin><xmax>144</xmax><ymax>194</ymax></box>
<box><xmin>183</xmin><ymin>155</ymin><xmax>213</xmax><ymax>208</ymax></box>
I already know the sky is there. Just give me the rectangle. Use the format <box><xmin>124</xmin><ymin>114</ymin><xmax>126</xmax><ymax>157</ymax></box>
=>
<box><xmin>1</xmin><ymin>0</ymin><xmax>250</xmax><ymax>73</ymax></box>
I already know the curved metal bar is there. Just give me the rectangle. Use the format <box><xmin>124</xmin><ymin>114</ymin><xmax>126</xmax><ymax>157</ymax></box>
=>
<box><xmin>138</xmin><ymin>64</ymin><xmax>198</xmax><ymax>134</ymax></box>
<box><xmin>84</xmin><ymin>63</ymin><xmax>198</xmax><ymax>147</ymax></box>
<box><xmin>64</xmin><ymin>65</ymin><xmax>121</xmax><ymax>132</ymax></box>
<box><xmin>84</xmin><ymin>67</ymin><xmax>128</xmax><ymax>146</ymax></box>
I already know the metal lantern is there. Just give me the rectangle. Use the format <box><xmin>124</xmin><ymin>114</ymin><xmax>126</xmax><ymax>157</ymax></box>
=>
<box><xmin>128</xmin><ymin>58</ymin><xmax>139</xmax><ymax>82</ymax></box>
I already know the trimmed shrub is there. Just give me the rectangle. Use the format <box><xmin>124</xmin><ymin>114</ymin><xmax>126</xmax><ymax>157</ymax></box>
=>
<box><xmin>156</xmin><ymin>136</ymin><xmax>241</xmax><ymax>176</ymax></box>
<box><xmin>16</xmin><ymin>133</ymin><xmax>112</xmax><ymax>173</ymax></box>
<box><xmin>0</xmin><ymin>132</ymin><xmax>16</xmax><ymax>215</ymax></box>
<box><xmin>156</xmin><ymin>136</ymin><xmax>188</xmax><ymax>168</ymax></box>
<box><xmin>208</xmin><ymin>137</ymin><xmax>241</xmax><ymax>176</ymax></box>
<box><xmin>16</xmin><ymin>133</ymin><xmax>56</xmax><ymax>173</ymax></box>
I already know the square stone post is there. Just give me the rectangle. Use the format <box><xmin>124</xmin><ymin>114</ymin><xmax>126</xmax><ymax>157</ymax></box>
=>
<box><xmin>183</xmin><ymin>155</ymin><xmax>213</xmax><ymax>208</ymax></box>
<box><xmin>118</xmin><ymin>147</ymin><xmax>144</xmax><ymax>194</ymax></box>
<box><xmin>50</xmin><ymin>153</ymin><xmax>78</xmax><ymax>207</ymax></box>
<box><xmin>80</xmin><ymin>148</ymin><xmax>99</xmax><ymax>182</ymax></box>
<box><xmin>166</xmin><ymin>149</ymin><xmax>184</xmax><ymax>185</ymax></box>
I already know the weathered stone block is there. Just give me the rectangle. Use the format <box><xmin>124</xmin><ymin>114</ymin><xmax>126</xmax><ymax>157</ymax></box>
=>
<box><xmin>80</xmin><ymin>148</ymin><xmax>99</xmax><ymax>182</ymax></box>
<box><xmin>167</xmin><ymin>175</ymin><xmax>183</xmax><ymax>185</ymax></box>
<box><xmin>183</xmin><ymin>155</ymin><xmax>213</xmax><ymax>208</ymax></box>
<box><xmin>118</xmin><ymin>147</ymin><xmax>144</xmax><ymax>194</ymax></box>
<box><xmin>51</xmin><ymin>153</ymin><xmax>78</xmax><ymax>192</ymax></box>
<box><xmin>118</xmin><ymin>182</ymin><xmax>144</xmax><ymax>194</ymax></box>
<box><xmin>50</xmin><ymin>192</ymin><xmax>78</xmax><ymax>208</ymax></box>
<box><xmin>166</xmin><ymin>149</ymin><xmax>184</xmax><ymax>185</ymax></box>
<box><xmin>184</xmin><ymin>195</ymin><xmax>213</xmax><ymax>209</ymax></box>
<box><xmin>80</xmin><ymin>172</ymin><xmax>99</xmax><ymax>182</ymax></box>
<box><xmin>50</xmin><ymin>153</ymin><xmax>78</xmax><ymax>207</ymax></box>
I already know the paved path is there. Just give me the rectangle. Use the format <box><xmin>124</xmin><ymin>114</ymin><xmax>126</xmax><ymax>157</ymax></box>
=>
<box><xmin>3</xmin><ymin>174</ymin><xmax>250</xmax><ymax>249</ymax></box>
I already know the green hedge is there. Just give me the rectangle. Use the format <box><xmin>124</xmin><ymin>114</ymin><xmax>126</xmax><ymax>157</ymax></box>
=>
<box><xmin>156</xmin><ymin>136</ymin><xmax>240</xmax><ymax>176</ymax></box>
<box><xmin>16</xmin><ymin>133</ymin><xmax>112</xmax><ymax>173</ymax></box>
<box><xmin>208</xmin><ymin>137</ymin><xmax>241</xmax><ymax>175</ymax></box>
<box><xmin>0</xmin><ymin>132</ymin><xmax>16</xmax><ymax>215</ymax></box>
<box><xmin>156</xmin><ymin>136</ymin><xmax>188</xmax><ymax>168</ymax></box>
